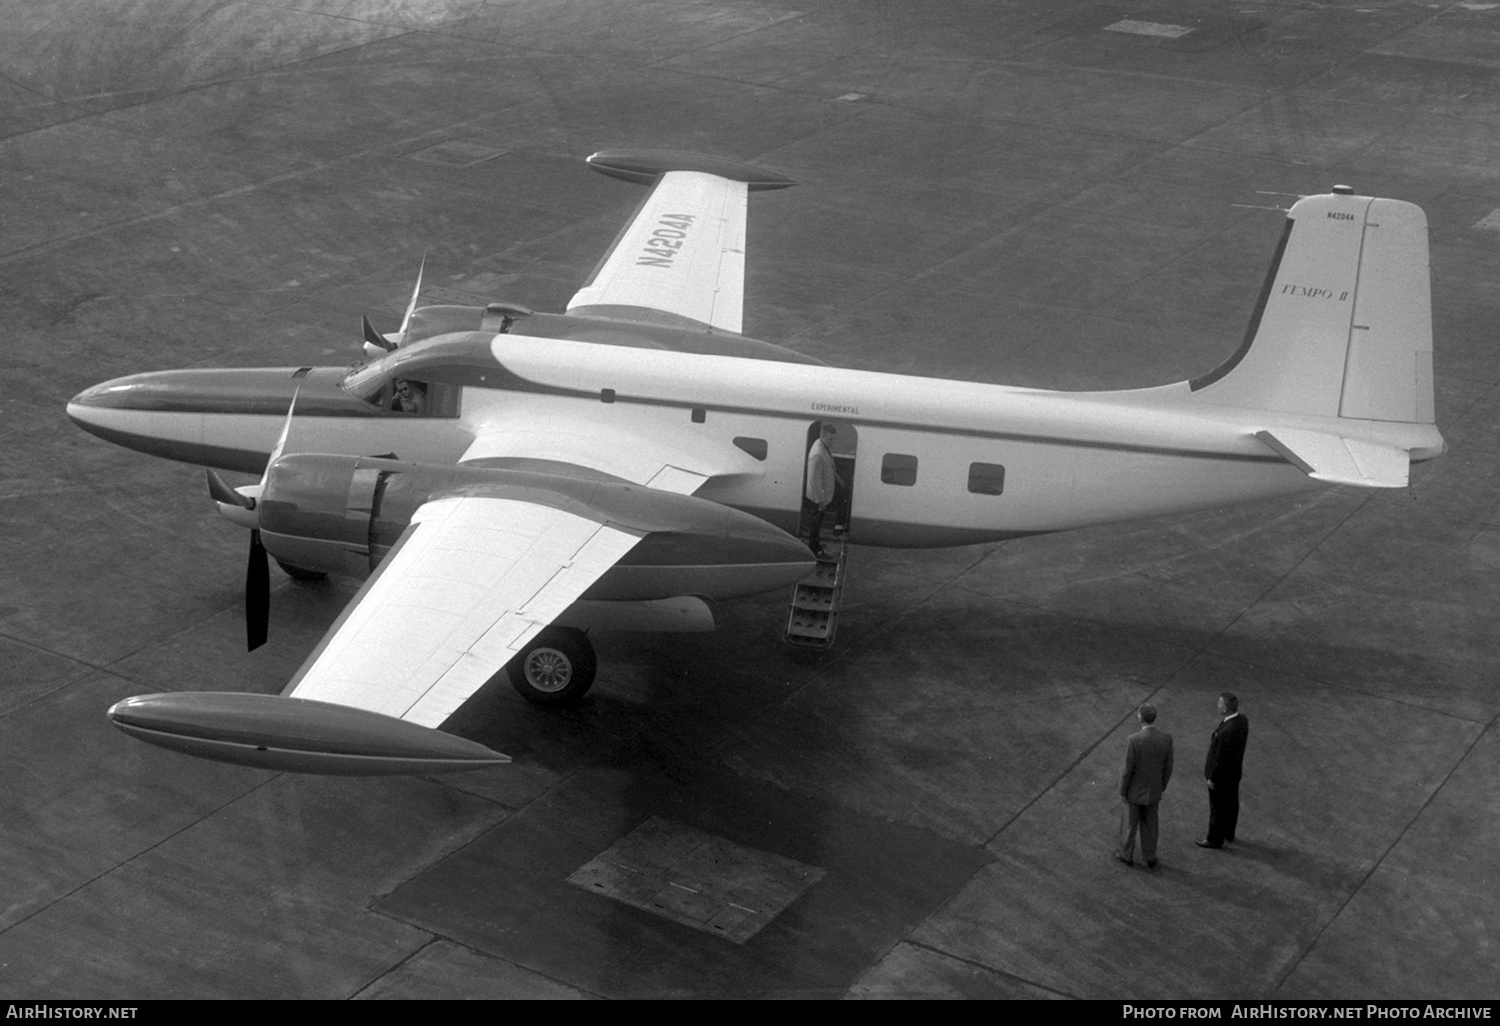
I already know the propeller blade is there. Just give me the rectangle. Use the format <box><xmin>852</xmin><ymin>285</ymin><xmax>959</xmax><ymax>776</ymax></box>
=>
<box><xmin>395</xmin><ymin>251</ymin><xmax>427</xmax><ymax>346</ymax></box>
<box><xmin>206</xmin><ymin>468</ymin><xmax>253</xmax><ymax>509</ymax></box>
<box><xmin>243</xmin><ymin>386</ymin><xmax>297</xmax><ymax>651</ymax></box>
<box><xmin>261</xmin><ymin>387</ymin><xmax>300</xmax><ymax>492</ymax></box>
<box><xmin>362</xmin><ymin>314</ymin><xmax>395</xmax><ymax>353</ymax></box>
<box><xmin>247</xmin><ymin>529</ymin><xmax>270</xmax><ymax>651</ymax></box>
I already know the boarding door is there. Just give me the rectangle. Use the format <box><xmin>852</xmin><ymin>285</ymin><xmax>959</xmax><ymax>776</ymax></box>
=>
<box><xmin>801</xmin><ymin>420</ymin><xmax>857</xmax><ymax>544</ymax></box>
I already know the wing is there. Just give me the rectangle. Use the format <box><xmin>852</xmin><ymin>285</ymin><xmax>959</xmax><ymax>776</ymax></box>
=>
<box><xmin>567</xmin><ymin>170</ymin><xmax>748</xmax><ymax>334</ymax></box>
<box><xmin>282</xmin><ymin>494</ymin><xmax>642</xmax><ymax>727</ymax></box>
<box><xmin>459</xmin><ymin>410</ymin><xmax>766</xmax><ymax>496</ymax></box>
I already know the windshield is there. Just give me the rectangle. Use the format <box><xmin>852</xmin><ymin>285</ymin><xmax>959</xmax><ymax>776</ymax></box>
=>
<box><xmin>342</xmin><ymin>354</ymin><xmax>398</xmax><ymax>404</ymax></box>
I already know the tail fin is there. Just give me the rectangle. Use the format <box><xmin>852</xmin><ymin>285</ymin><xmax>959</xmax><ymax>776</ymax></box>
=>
<box><xmin>1190</xmin><ymin>191</ymin><xmax>1435</xmax><ymax>425</ymax></box>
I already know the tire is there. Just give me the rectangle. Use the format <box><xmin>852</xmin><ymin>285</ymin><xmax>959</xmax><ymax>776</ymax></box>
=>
<box><xmin>508</xmin><ymin>627</ymin><xmax>597</xmax><ymax>706</ymax></box>
<box><xmin>275</xmin><ymin>559</ymin><xmax>328</xmax><ymax>583</ymax></box>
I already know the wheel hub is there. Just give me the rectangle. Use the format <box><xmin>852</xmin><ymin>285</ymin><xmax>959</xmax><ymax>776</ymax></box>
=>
<box><xmin>524</xmin><ymin>648</ymin><xmax>573</xmax><ymax>692</ymax></box>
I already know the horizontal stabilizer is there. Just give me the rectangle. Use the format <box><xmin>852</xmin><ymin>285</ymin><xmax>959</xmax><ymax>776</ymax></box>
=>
<box><xmin>1255</xmin><ymin>428</ymin><xmax>1410</xmax><ymax>488</ymax></box>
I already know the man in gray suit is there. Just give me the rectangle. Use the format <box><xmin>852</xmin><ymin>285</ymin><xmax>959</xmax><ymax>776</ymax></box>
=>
<box><xmin>1117</xmin><ymin>704</ymin><xmax>1174</xmax><ymax>869</ymax></box>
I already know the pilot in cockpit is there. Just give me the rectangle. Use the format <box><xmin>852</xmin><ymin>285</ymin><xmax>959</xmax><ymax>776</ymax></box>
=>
<box><xmin>391</xmin><ymin>378</ymin><xmax>427</xmax><ymax>415</ymax></box>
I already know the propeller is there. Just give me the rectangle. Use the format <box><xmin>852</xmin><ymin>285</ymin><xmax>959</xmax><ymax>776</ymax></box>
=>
<box><xmin>396</xmin><ymin>251</ymin><xmax>426</xmax><ymax>342</ymax></box>
<box><xmin>362</xmin><ymin>314</ymin><xmax>393</xmax><ymax>354</ymax></box>
<box><xmin>361</xmin><ymin>253</ymin><xmax>426</xmax><ymax>360</ymax></box>
<box><xmin>207</xmin><ymin>387</ymin><xmax>300</xmax><ymax>652</ymax></box>
<box><xmin>246</xmin><ymin>529</ymin><xmax>270</xmax><ymax>651</ymax></box>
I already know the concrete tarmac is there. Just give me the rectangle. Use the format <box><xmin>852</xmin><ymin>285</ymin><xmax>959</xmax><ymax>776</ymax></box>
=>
<box><xmin>2</xmin><ymin>0</ymin><xmax>1497</xmax><ymax>1000</ymax></box>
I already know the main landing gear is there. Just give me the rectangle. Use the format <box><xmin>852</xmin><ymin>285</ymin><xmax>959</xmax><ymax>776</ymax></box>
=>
<box><xmin>508</xmin><ymin>626</ymin><xmax>597</xmax><ymax>706</ymax></box>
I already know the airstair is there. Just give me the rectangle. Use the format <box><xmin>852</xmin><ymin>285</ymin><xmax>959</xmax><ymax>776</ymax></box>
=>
<box><xmin>783</xmin><ymin>527</ymin><xmax>848</xmax><ymax>649</ymax></box>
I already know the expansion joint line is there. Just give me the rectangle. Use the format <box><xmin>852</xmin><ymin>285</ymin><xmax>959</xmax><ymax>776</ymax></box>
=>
<box><xmin>905</xmin><ymin>937</ymin><xmax>1078</xmax><ymax>998</ymax></box>
<box><xmin>1269</xmin><ymin>717</ymin><xmax>1495</xmax><ymax>995</ymax></box>
<box><xmin>0</xmin><ymin>774</ymin><xmax>279</xmax><ymax>937</ymax></box>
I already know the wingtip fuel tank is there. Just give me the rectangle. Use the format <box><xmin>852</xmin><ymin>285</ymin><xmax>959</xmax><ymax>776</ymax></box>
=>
<box><xmin>108</xmin><ymin>692</ymin><xmax>510</xmax><ymax>774</ymax></box>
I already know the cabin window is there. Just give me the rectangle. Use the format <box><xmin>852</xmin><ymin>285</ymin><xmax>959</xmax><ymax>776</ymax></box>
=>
<box><xmin>881</xmin><ymin>453</ymin><xmax>918</xmax><ymax>486</ymax></box>
<box><xmin>967</xmin><ymin>462</ymin><xmax>1006</xmax><ymax>496</ymax></box>
<box><xmin>733</xmin><ymin>437</ymin><xmax>768</xmax><ymax>461</ymax></box>
<box><xmin>691</xmin><ymin>407</ymin><xmax>706</xmax><ymax>423</ymax></box>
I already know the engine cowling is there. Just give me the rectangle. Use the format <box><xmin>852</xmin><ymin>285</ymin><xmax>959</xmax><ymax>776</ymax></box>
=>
<box><xmin>253</xmin><ymin>454</ymin><xmax>385</xmax><ymax>577</ymax></box>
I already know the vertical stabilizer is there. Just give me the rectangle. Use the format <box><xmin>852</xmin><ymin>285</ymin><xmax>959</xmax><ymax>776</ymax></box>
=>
<box><xmin>1191</xmin><ymin>192</ymin><xmax>1434</xmax><ymax>425</ymax></box>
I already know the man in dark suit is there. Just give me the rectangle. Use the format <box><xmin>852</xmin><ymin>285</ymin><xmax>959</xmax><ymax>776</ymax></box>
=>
<box><xmin>1197</xmin><ymin>692</ymin><xmax>1249</xmax><ymax>849</ymax></box>
<box><xmin>1117</xmin><ymin>704</ymin><xmax>1174</xmax><ymax>869</ymax></box>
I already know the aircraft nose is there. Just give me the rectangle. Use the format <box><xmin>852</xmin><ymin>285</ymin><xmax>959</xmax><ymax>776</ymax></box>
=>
<box><xmin>66</xmin><ymin>375</ymin><xmax>151</xmax><ymax>435</ymax></box>
<box><xmin>68</xmin><ymin>376</ymin><xmax>134</xmax><ymax>415</ymax></box>
<box><xmin>69</xmin><ymin>382</ymin><xmax>102</xmax><ymax>408</ymax></box>
<box><xmin>65</xmin><ymin>367</ymin><xmax>316</xmax><ymax>474</ymax></box>
<box><xmin>70</xmin><ymin>367</ymin><xmax>314</xmax><ymax>415</ymax></box>
<box><xmin>67</xmin><ymin>371</ymin><xmax>187</xmax><ymax>422</ymax></box>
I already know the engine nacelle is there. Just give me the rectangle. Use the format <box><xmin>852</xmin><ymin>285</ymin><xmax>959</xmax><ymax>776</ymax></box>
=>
<box><xmin>256</xmin><ymin>455</ymin><xmax>814</xmax><ymax>601</ymax></box>
<box><xmin>255</xmin><ymin>454</ymin><xmax>384</xmax><ymax>577</ymax></box>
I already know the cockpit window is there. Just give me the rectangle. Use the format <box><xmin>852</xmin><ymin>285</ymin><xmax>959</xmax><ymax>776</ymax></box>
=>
<box><xmin>341</xmin><ymin>354</ymin><xmax>455</xmax><ymax>417</ymax></box>
<box><xmin>339</xmin><ymin>330</ymin><xmax>496</xmax><ymax>417</ymax></box>
<box><xmin>391</xmin><ymin>378</ymin><xmax>427</xmax><ymax>414</ymax></box>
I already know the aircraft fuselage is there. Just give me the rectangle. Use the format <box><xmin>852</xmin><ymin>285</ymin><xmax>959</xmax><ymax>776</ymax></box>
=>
<box><xmin>65</xmin><ymin>329</ymin><xmax>1439</xmax><ymax>557</ymax></box>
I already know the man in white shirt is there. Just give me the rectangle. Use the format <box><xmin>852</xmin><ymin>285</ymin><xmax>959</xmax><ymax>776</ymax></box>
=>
<box><xmin>803</xmin><ymin>423</ymin><xmax>839</xmax><ymax>559</ymax></box>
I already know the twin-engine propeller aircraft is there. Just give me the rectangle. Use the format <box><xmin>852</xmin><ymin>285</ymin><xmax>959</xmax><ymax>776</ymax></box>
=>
<box><xmin>67</xmin><ymin>150</ymin><xmax>1444</xmax><ymax>775</ymax></box>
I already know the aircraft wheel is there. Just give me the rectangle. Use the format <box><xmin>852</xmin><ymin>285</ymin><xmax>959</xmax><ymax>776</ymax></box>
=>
<box><xmin>275</xmin><ymin>559</ymin><xmax>328</xmax><ymax>583</ymax></box>
<box><xmin>509</xmin><ymin>627</ymin><xmax>596</xmax><ymax>706</ymax></box>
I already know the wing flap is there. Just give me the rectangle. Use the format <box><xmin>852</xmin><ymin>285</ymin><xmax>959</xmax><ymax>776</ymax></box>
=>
<box><xmin>285</xmin><ymin>494</ymin><xmax>643</xmax><ymax>728</ymax></box>
<box><xmin>1255</xmin><ymin>428</ymin><xmax>1410</xmax><ymax>488</ymax></box>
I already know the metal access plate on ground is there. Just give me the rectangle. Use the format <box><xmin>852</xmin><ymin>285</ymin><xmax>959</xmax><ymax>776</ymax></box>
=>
<box><xmin>403</xmin><ymin>141</ymin><xmax>508</xmax><ymax>167</ymax></box>
<box><xmin>567</xmin><ymin>816</ymin><xmax>825</xmax><ymax>944</ymax></box>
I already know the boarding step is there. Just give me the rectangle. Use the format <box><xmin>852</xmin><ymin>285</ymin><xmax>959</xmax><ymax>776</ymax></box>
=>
<box><xmin>783</xmin><ymin>536</ymin><xmax>848</xmax><ymax>649</ymax></box>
